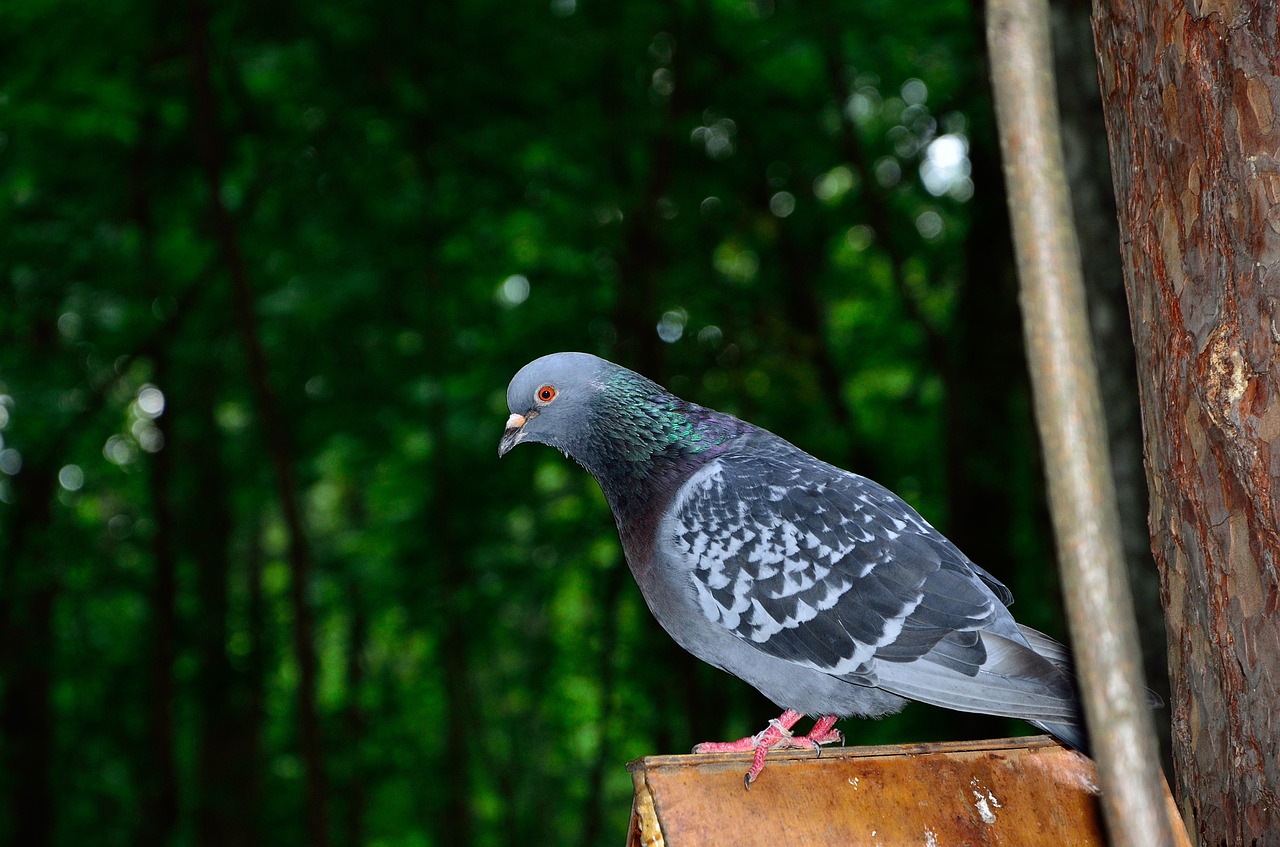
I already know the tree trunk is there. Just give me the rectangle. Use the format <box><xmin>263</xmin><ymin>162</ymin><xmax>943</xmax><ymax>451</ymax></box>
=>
<box><xmin>0</xmin><ymin>327</ymin><xmax>60</xmax><ymax>847</ymax></box>
<box><xmin>186</xmin><ymin>1</ymin><xmax>330</xmax><ymax>842</ymax></box>
<box><xmin>1091</xmin><ymin>3</ymin><xmax>1280</xmax><ymax>844</ymax></box>
<box><xmin>131</xmin><ymin>91</ymin><xmax>181</xmax><ymax>847</ymax></box>
<box><xmin>986</xmin><ymin>0</ymin><xmax>1175</xmax><ymax>844</ymax></box>
<box><xmin>143</xmin><ymin>357</ymin><xmax>181</xmax><ymax>847</ymax></box>
<box><xmin>1049</xmin><ymin>0</ymin><xmax>1170</xmax><ymax>757</ymax></box>
<box><xmin>188</xmin><ymin>378</ymin><xmax>238</xmax><ymax>847</ymax></box>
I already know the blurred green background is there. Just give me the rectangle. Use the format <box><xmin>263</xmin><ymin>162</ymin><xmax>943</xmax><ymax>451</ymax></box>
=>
<box><xmin>0</xmin><ymin>0</ymin><xmax>1141</xmax><ymax>845</ymax></box>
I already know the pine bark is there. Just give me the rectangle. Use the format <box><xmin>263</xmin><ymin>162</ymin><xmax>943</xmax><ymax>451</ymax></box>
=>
<box><xmin>1092</xmin><ymin>2</ymin><xmax>1280</xmax><ymax>843</ymax></box>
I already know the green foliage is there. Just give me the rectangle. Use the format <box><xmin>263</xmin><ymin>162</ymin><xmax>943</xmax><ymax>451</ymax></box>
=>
<box><xmin>0</xmin><ymin>0</ymin><xmax>1062</xmax><ymax>845</ymax></box>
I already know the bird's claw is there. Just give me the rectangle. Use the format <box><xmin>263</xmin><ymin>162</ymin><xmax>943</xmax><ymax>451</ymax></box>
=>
<box><xmin>758</xmin><ymin>717</ymin><xmax>794</xmax><ymax>743</ymax></box>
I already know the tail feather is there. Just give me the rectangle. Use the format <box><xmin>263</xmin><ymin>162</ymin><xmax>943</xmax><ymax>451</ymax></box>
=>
<box><xmin>875</xmin><ymin>631</ymin><xmax>1082</xmax><ymax>724</ymax></box>
<box><xmin>1017</xmin><ymin>624</ymin><xmax>1073</xmax><ymax>668</ymax></box>
<box><xmin>1029</xmin><ymin>719</ymin><xmax>1090</xmax><ymax>753</ymax></box>
<box><xmin>1018</xmin><ymin>623</ymin><xmax>1163</xmax><ymax>753</ymax></box>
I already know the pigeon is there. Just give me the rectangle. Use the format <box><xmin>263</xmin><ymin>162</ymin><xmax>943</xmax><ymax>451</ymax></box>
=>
<box><xmin>499</xmin><ymin>351</ymin><xmax>1087</xmax><ymax>786</ymax></box>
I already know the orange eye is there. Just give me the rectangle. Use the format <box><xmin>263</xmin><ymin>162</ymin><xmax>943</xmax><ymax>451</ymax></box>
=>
<box><xmin>536</xmin><ymin>385</ymin><xmax>557</xmax><ymax>403</ymax></box>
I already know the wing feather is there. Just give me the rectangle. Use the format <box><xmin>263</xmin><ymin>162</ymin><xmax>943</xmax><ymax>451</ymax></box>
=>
<box><xmin>669</xmin><ymin>441</ymin><xmax>1081</xmax><ymax>725</ymax></box>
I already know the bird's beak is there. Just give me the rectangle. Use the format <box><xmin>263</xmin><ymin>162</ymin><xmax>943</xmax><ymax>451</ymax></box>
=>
<box><xmin>498</xmin><ymin>413</ymin><xmax>527</xmax><ymax>457</ymax></box>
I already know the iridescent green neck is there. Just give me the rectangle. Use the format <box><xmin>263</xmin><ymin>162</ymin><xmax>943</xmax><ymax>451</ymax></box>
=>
<box><xmin>591</xmin><ymin>370</ymin><xmax>736</xmax><ymax>468</ymax></box>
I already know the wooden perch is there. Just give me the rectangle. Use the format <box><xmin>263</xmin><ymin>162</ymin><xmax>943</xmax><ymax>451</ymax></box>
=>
<box><xmin>626</xmin><ymin>736</ymin><xmax>1188</xmax><ymax>847</ymax></box>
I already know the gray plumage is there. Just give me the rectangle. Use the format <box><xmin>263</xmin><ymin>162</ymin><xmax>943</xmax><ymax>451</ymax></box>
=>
<box><xmin>500</xmin><ymin>352</ymin><xmax>1089</xmax><ymax>750</ymax></box>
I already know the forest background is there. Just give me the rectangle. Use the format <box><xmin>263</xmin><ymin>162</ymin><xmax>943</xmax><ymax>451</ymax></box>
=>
<box><xmin>0</xmin><ymin>0</ymin><xmax>1168</xmax><ymax>845</ymax></box>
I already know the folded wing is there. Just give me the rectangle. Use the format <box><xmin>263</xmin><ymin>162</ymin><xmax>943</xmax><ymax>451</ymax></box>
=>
<box><xmin>669</xmin><ymin>446</ymin><xmax>1081</xmax><ymax>728</ymax></box>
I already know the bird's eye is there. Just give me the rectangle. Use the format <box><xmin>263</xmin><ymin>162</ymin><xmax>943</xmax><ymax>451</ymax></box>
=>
<box><xmin>536</xmin><ymin>385</ymin><xmax>557</xmax><ymax>403</ymax></box>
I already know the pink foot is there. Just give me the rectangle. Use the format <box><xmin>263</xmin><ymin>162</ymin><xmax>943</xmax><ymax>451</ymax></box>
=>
<box><xmin>692</xmin><ymin>710</ymin><xmax>844</xmax><ymax>787</ymax></box>
<box><xmin>775</xmin><ymin>714</ymin><xmax>844</xmax><ymax>751</ymax></box>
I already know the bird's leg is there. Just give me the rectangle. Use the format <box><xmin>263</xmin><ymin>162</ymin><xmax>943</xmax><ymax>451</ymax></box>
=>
<box><xmin>771</xmin><ymin>714</ymin><xmax>844</xmax><ymax>755</ymax></box>
<box><xmin>691</xmin><ymin>709</ymin><xmax>803</xmax><ymax>754</ymax></box>
<box><xmin>693</xmin><ymin>709</ymin><xmax>834</xmax><ymax>786</ymax></box>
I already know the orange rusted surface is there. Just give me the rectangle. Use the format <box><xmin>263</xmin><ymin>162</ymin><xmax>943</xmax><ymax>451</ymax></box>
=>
<box><xmin>625</xmin><ymin>736</ymin><xmax>1189</xmax><ymax>847</ymax></box>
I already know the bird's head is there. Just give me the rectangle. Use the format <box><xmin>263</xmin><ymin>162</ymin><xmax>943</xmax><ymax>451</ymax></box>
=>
<box><xmin>498</xmin><ymin>352</ymin><xmax>612</xmax><ymax>459</ymax></box>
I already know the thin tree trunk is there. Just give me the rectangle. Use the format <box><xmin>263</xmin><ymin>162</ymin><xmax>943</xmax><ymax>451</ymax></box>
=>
<box><xmin>242</xmin><ymin>513</ymin><xmax>267</xmax><ymax>847</ymax></box>
<box><xmin>143</xmin><ymin>356</ymin><xmax>181</xmax><ymax>847</ymax></box>
<box><xmin>130</xmin><ymin>87</ymin><xmax>181</xmax><ymax>847</ymax></box>
<box><xmin>3</xmin><ymin>585</ymin><xmax>56</xmax><ymax>847</ymax></box>
<box><xmin>1092</xmin><ymin>2</ymin><xmax>1280</xmax><ymax>843</ymax></box>
<box><xmin>946</xmin><ymin>132</ymin><xmax>1036</xmax><ymax>745</ymax></box>
<box><xmin>430</xmin><ymin>442</ymin><xmax>476</xmax><ymax>847</ymax></box>
<box><xmin>1047</xmin><ymin>0</ymin><xmax>1170</xmax><ymax>761</ymax></box>
<box><xmin>187</xmin><ymin>377</ymin><xmax>238</xmax><ymax>847</ymax></box>
<box><xmin>0</xmin><ymin>462</ymin><xmax>56</xmax><ymax>847</ymax></box>
<box><xmin>0</xmin><ymin>311</ymin><xmax>60</xmax><ymax>847</ymax></box>
<box><xmin>986</xmin><ymin>0</ymin><xmax>1175</xmax><ymax>844</ymax></box>
<box><xmin>186</xmin><ymin>2</ymin><xmax>329</xmax><ymax>844</ymax></box>
<box><xmin>342</xmin><ymin>586</ymin><xmax>368</xmax><ymax>847</ymax></box>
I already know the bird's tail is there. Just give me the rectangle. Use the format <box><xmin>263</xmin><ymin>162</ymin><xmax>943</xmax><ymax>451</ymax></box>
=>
<box><xmin>1027</xmin><ymin>718</ymin><xmax>1089</xmax><ymax>752</ymax></box>
<box><xmin>1015</xmin><ymin>625</ymin><xmax>1089</xmax><ymax>751</ymax></box>
<box><xmin>1017</xmin><ymin>624</ymin><xmax>1163</xmax><ymax>755</ymax></box>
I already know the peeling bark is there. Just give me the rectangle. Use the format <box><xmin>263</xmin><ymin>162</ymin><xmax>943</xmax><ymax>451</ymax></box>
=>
<box><xmin>1092</xmin><ymin>2</ymin><xmax>1280</xmax><ymax>843</ymax></box>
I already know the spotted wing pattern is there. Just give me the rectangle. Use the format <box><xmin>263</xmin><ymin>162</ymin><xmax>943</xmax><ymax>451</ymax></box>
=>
<box><xmin>670</xmin><ymin>449</ymin><xmax>1016</xmax><ymax>686</ymax></box>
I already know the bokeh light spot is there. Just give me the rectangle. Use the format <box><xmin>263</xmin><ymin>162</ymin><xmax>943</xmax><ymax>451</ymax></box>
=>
<box><xmin>649</xmin><ymin>32</ymin><xmax>675</xmax><ymax>65</ymax></box>
<box><xmin>651</xmin><ymin>68</ymin><xmax>674</xmax><ymax>97</ymax></box>
<box><xmin>901</xmin><ymin>78</ymin><xmax>928</xmax><ymax>105</ymax></box>
<box><xmin>0</xmin><ymin>448</ymin><xmax>21</xmax><ymax>475</ymax></box>
<box><xmin>657</xmin><ymin>309</ymin><xmax>688</xmax><ymax>343</ymax></box>
<box><xmin>137</xmin><ymin>386</ymin><xmax>165</xmax><ymax>418</ymax></box>
<box><xmin>499</xmin><ymin>274</ymin><xmax>531</xmax><ymax>307</ymax></box>
<box><xmin>814</xmin><ymin>166</ymin><xmax>855</xmax><ymax>203</ymax></box>
<box><xmin>921</xmin><ymin>133</ymin><xmax>972</xmax><ymax>200</ymax></box>
<box><xmin>874</xmin><ymin>157</ymin><xmax>902</xmax><ymax>188</ymax></box>
<box><xmin>57</xmin><ymin>312</ymin><xmax>81</xmax><ymax>340</ymax></box>
<box><xmin>59</xmin><ymin>464</ymin><xmax>84</xmax><ymax>491</ymax></box>
<box><xmin>845</xmin><ymin>225</ymin><xmax>874</xmax><ymax>252</ymax></box>
<box><xmin>916</xmin><ymin>210</ymin><xmax>944</xmax><ymax>240</ymax></box>
<box><xmin>104</xmin><ymin>435</ymin><xmax>137</xmax><ymax>466</ymax></box>
<box><xmin>697</xmin><ymin>325</ymin><xmax>723</xmax><ymax>346</ymax></box>
<box><xmin>769</xmin><ymin>191</ymin><xmax>796</xmax><ymax>218</ymax></box>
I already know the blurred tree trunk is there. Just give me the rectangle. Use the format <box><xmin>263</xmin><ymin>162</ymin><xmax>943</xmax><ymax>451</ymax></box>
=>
<box><xmin>0</xmin><ymin>307</ymin><xmax>61</xmax><ymax>847</ymax></box>
<box><xmin>186</xmin><ymin>374</ymin><xmax>240</xmax><ymax>847</ymax></box>
<box><xmin>342</xmin><ymin>586</ymin><xmax>367</xmax><ymax>847</ymax></box>
<box><xmin>183</xmin><ymin>361</ymin><xmax>266</xmax><ymax>847</ymax></box>
<box><xmin>1092</xmin><ymin>2</ymin><xmax>1280</xmax><ymax>843</ymax></box>
<box><xmin>948</xmin><ymin>98</ymin><xmax>1034</xmax><ymax>746</ymax></box>
<box><xmin>953</xmin><ymin>0</ymin><xmax>1027</xmax><ymax>577</ymax></box>
<box><xmin>239</xmin><ymin>514</ymin><xmax>267</xmax><ymax>847</ymax></box>
<box><xmin>428</xmin><ymin>419</ymin><xmax>476</xmax><ymax>847</ymax></box>
<box><xmin>338</xmin><ymin>490</ymin><xmax>367</xmax><ymax>847</ymax></box>
<box><xmin>132</xmin><ymin>89</ymin><xmax>181</xmax><ymax>847</ymax></box>
<box><xmin>187</xmin><ymin>1</ymin><xmax>330</xmax><ymax>843</ymax></box>
<box><xmin>143</xmin><ymin>356</ymin><xmax>180</xmax><ymax>847</ymax></box>
<box><xmin>0</xmin><ymin>461</ymin><xmax>56</xmax><ymax>847</ymax></box>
